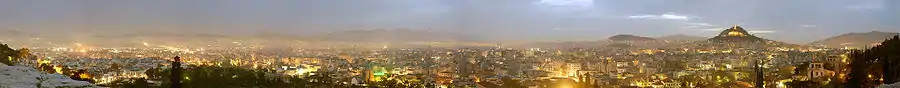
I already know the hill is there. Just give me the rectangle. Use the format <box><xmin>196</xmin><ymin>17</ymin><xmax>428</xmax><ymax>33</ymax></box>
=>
<box><xmin>655</xmin><ymin>34</ymin><xmax>707</xmax><ymax>42</ymax></box>
<box><xmin>605</xmin><ymin>34</ymin><xmax>675</xmax><ymax>48</ymax></box>
<box><xmin>608</xmin><ymin>35</ymin><xmax>656</xmax><ymax>41</ymax></box>
<box><xmin>513</xmin><ymin>41</ymin><xmax>606</xmax><ymax>49</ymax></box>
<box><xmin>1</xmin><ymin>43</ymin><xmax>22</xmax><ymax>65</ymax></box>
<box><xmin>810</xmin><ymin>31</ymin><xmax>899</xmax><ymax>48</ymax></box>
<box><xmin>310</xmin><ymin>29</ymin><xmax>476</xmax><ymax>42</ymax></box>
<box><xmin>708</xmin><ymin>26</ymin><xmax>765</xmax><ymax>42</ymax></box>
<box><xmin>674</xmin><ymin>25</ymin><xmax>804</xmax><ymax>49</ymax></box>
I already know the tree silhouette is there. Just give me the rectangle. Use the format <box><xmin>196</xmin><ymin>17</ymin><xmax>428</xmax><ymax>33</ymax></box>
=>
<box><xmin>170</xmin><ymin>56</ymin><xmax>183</xmax><ymax>88</ymax></box>
<box><xmin>0</xmin><ymin>43</ymin><xmax>20</xmax><ymax>65</ymax></box>
<box><xmin>882</xmin><ymin>36</ymin><xmax>900</xmax><ymax>84</ymax></box>
<box><xmin>502</xmin><ymin>77</ymin><xmax>525</xmax><ymax>88</ymax></box>
<box><xmin>109</xmin><ymin>55</ymin><xmax>429</xmax><ymax>88</ymax></box>
<box><xmin>846</xmin><ymin>35</ymin><xmax>900</xmax><ymax>88</ymax></box>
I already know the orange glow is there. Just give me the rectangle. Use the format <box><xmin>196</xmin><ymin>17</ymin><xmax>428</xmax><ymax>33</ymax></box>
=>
<box><xmin>726</xmin><ymin>31</ymin><xmax>746</xmax><ymax>36</ymax></box>
<box><xmin>52</xmin><ymin>66</ymin><xmax>64</xmax><ymax>74</ymax></box>
<box><xmin>78</xmin><ymin>73</ymin><xmax>92</xmax><ymax>79</ymax></box>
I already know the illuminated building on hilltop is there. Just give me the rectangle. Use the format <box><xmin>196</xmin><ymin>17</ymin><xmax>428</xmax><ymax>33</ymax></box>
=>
<box><xmin>685</xmin><ymin>25</ymin><xmax>805</xmax><ymax>50</ymax></box>
<box><xmin>708</xmin><ymin>25</ymin><xmax>765</xmax><ymax>42</ymax></box>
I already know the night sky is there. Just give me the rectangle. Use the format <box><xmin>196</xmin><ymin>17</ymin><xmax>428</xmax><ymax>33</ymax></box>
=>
<box><xmin>1</xmin><ymin>0</ymin><xmax>897</xmax><ymax>43</ymax></box>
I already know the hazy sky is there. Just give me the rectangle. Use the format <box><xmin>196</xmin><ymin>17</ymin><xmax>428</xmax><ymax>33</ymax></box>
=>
<box><xmin>1</xmin><ymin>0</ymin><xmax>897</xmax><ymax>43</ymax></box>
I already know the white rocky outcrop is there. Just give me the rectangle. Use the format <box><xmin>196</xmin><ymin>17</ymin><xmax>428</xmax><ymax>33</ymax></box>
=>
<box><xmin>880</xmin><ymin>82</ymin><xmax>900</xmax><ymax>88</ymax></box>
<box><xmin>0</xmin><ymin>63</ymin><xmax>101</xmax><ymax>88</ymax></box>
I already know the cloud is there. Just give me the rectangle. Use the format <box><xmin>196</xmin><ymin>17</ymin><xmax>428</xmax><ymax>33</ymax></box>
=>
<box><xmin>536</xmin><ymin>0</ymin><xmax>595</xmax><ymax>8</ymax></box>
<box><xmin>801</xmin><ymin>25</ymin><xmax>817</xmax><ymax>28</ymax></box>
<box><xmin>684</xmin><ymin>22</ymin><xmax>714</xmax><ymax>28</ymax></box>
<box><xmin>749</xmin><ymin>28</ymin><xmax>773</xmax><ymax>30</ymax></box>
<box><xmin>687</xmin><ymin>23</ymin><xmax>713</xmax><ymax>26</ymax></box>
<box><xmin>551</xmin><ymin>28</ymin><xmax>564</xmax><ymax>31</ymax></box>
<box><xmin>697</xmin><ymin>28</ymin><xmax>724</xmax><ymax>31</ymax></box>
<box><xmin>535</xmin><ymin>0</ymin><xmax>598</xmax><ymax>15</ymax></box>
<box><xmin>627</xmin><ymin>12</ymin><xmax>690</xmax><ymax>20</ymax></box>
<box><xmin>845</xmin><ymin>3</ymin><xmax>884</xmax><ymax>10</ymax></box>
<box><xmin>748</xmin><ymin>30</ymin><xmax>777</xmax><ymax>34</ymax></box>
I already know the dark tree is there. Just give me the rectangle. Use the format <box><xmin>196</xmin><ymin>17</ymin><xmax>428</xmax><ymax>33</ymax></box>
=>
<box><xmin>881</xmin><ymin>36</ymin><xmax>900</xmax><ymax>83</ymax></box>
<box><xmin>846</xmin><ymin>36</ymin><xmax>900</xmax><ymax>88</ymax></box>
<box><xmin>110</xmin><ymin>57</ymin><xmax>427</xmax><ymax>88</ymax></box>
<box><xmin>38</xmin><ymin>63</ymin><xmax>55</xmax><ymax>73</ymax></box>
<box><xmin>0</xmin><ymin>43</ymin><xmax>20</xmax><ymax>65</ymax></box>
<box><xmin>170</xmin><ymin>56</ymin><xmax>183</xmax><ymax>88</ymax></box>
<box><xmin>502</xmin><ymin>77</ymin><xmax>525</xmax><ymax>88</ymax></box>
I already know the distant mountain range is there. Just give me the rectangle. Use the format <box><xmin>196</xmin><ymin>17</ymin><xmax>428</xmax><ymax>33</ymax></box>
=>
<box><xmin>605</xmin><ymin>34</ymin><xmax>672</xmax><ymax>48</ymax></box>
<box><xmin>512</xmin><ymin>41</ymin><xmax>605</xmax><ymax>49</ymax></box>
<box><xmin>606</xmin><ymin>34</ymin><xmax>707</xmax><ymax>43</ymax></box>
<box><xmin>607</xmin><ymin>34</ymin><xmax>656</xmax><ymax>41</ymax></box>
<box><xmin>1</xmin><ymin>29</ymin><xmax>480</xmax><ymax>48</ymax></box>
<box><xmin>308</xmin><ymin>29</ymin><xmax>477</xmax><ymax>42</ymax></box>
<box><xmin>810</xmin><ymin>31</ymin><xmax>900</xmax><ymax>48</ymax></box>
<box><xmin>518</xmin><ymin>28</ymin><xmax>795</xmax><ymax>49</ymax></box>
<box><xmin>655</xmin><ymin>34</ymin><xmax>707</xmax><ymax>42</ymax></box>
<box><xmin>669</xmin><ymin>26</ymin><xmax>806</xmax><ymax>49</ymax></box>
<box><xmin>3</xmin><ymin>28</ymin><xmax>899</xmax><ymax>49</ymax></box>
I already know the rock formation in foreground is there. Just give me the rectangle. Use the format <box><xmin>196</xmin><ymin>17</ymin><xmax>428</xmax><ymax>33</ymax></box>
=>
<box><xmin>1</xmin><ymin>63</ymin><xmax>101</xmax><ymax>88</ymax></box>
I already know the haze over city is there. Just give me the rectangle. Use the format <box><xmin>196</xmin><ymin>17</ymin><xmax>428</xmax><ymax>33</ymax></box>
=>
<box><xmin>1</xmin><ymin>0</ymin><xmax>900</xmax><ymax>88</ymax></box>
<box><xmin>1</xmin><ymin>0</ymin><xmax>897</xmax><ymax>45</ymax></box>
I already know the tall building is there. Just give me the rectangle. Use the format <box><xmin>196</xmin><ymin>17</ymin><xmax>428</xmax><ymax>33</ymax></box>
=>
<box><xmin>454</xmin><ymin>51</ymin><xmax>475</xmax><ymax>77</ymax></box>
<box><xmin>498</xmin><ymin>50</ymin><xmax>524</xmax><ymax>77</ymax></box>
<box><xmin>452</xmin><ymin>50</ymin><xmax>478</xmax><ymax>87</ymax></box>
